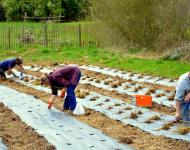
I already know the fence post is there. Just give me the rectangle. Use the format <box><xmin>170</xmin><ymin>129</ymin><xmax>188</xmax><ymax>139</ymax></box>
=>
<box><xmin>44</xmin><ymin>23</ymin><xmax>48</xmax><ymax>47</ymax></box>
<box><xmin>78</xmin><ymin>24</ymin><xmax>82</xmax><ymax>46</ymax></box>
<box><xmin>8</xmin><ymin>26</ymin><xmax>11</xmax><ymax>49</ymax></box>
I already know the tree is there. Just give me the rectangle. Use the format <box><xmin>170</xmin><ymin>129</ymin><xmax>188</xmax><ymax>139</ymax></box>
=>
<box><xmin>0</xmin><ymin>2</ymin><xmax>5</xmax><ymax>21</ymax></box>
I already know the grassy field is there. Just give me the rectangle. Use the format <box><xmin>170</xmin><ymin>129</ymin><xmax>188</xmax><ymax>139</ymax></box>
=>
<box><xmin>0</xmin><ymin>21</ymin><xmax>99</xmax><ymax>49</ymax></box>
<box><xmin>0</xmin><ymin>46</ymin><xmax>190</xmax><ymax>79</ymax></box>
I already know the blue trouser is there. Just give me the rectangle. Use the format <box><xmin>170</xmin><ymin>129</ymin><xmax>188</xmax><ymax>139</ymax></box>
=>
<box><xmin>63</xmin><ymin>72</ymin><xmax>81</xmax><ymax>111</ymax></box>
<box><xmin>180</xmin><ymin>101</ymin><xmax>190</xmax><ymax>121</ymax></box>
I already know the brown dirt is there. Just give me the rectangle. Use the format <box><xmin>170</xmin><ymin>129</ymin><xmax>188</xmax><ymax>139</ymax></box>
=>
<box><xmin>0</xmin><ymin>103</ymin><xmax>55</xmax><ymax>150</ymax></box>
<box><xmin>1</xmin><ymin>79</ymin><xmax>190</xmax><ymax>150</ymax></box>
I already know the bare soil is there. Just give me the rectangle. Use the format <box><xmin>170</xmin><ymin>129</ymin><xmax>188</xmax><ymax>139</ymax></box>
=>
<box><xmin>0</xmin><ymin>103</ymin><xmax>55</xmax><ymax>150</ymax></box>
<box><xmin>1</xmin><ymin>79</ymin><xmax>190</xmax><ymax>150</ymax></box>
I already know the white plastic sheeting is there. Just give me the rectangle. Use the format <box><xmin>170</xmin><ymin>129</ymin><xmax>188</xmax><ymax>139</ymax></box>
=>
<box><xmin>6</xmin><ymin>75</ymin><xmax>190</xmax><ymax>142</ymax></box>
<box><xmin>0</xmin><ymin>85</ymin><xmax>133</xmax><ymax>150</ymax></box>
<box><xmin>78</xmin><ymin>65</ymin><xmax>177</xmax><ymax>87</ymax></box>
<box><xmin>24</xmin><ymin>65</ymin><xmax>177</xmax><ymax>87</ymax></box>
<box><xmin>78</xmin><ymin>93</ymin><xmax>190</xmax><ymax>142</ymax></box>
<box><xmin>22</xmin><ymin>66</ymin><xmax>176</xmax><ymax>108</ymax></box>
<box><xmin>0</xmin><ymin>138</ymin><xmax>7</xmax><ymax>150</ymax></box>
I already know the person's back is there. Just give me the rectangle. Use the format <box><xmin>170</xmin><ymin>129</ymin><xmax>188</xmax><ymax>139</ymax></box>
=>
<box><xmin>0</xmin><ymin>58</ymin><xmax>16</xmax><ymax>71</ymax></box>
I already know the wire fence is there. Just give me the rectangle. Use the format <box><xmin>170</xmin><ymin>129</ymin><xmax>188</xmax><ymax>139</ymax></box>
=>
<box><xmin>0</xmin><ymin>22</ymin><xmax>101</xmax><ymax>49</ymax></box>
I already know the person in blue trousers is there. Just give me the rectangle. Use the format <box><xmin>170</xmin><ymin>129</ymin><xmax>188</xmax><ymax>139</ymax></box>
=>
<box><xmin>40</xmin><ymin>65</ymin><xmax>81</xmax><ymax>112</ymax></box>
<box><xmin>175</xmin><ymin>72</ymin><xmax>190</xmax><ymax>121</ymax></box>
<box><xmin>0</xmin><ymin>57</ymin><xmax>24</xmax><ymax>78</ymax></box>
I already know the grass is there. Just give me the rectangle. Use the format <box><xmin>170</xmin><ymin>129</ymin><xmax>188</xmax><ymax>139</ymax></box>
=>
<box><xmin>0</xmin><ymin>46</ymin><xmax>190</xmax><ymax>79</ymax></box>
<box><xmin>0</xmin><ymin>21</ymin><xmax>99</xmax><ymax>49</ymax></box>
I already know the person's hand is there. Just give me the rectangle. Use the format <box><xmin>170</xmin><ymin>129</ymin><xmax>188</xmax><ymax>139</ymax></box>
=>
<box><xmin>175</xmin><ymin>112</ymin><xmax>181</xmax><ymax>122</ymax></box>
<box><xmin>60</xmin><ymin>89</ymin><xmax>66</xmax><ymax>98</ymax></box>
<box><xmin>184</xmin><ymin>92</ymin><xmax>190</xmax><ymax>102</ymax></box>
<box><xmin>48</xmin><ymin>101</ymin><xmax>53</xmax><ymax>109</ymax></box>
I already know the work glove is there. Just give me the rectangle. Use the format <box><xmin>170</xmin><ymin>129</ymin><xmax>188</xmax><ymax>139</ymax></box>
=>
<box><xmin>48</xmin><ymin>101</ymin><xmax>53</xmax><ymax>109</ymax></box>
<box><xmin>60</xmin><ymin>89</ymin><xmax>66</xmax><ymax>98</ymax></box>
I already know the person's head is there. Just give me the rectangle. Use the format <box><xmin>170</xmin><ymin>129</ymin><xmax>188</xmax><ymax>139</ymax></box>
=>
<box><xmin>40</xmin><ymin>73</ymin><xmax>49</xmax><ymax>86</ymax></box>
<box><xmin>15</xmin><ymin>57</ymin><xmax>23</xmax><ymax>65</ymax></box>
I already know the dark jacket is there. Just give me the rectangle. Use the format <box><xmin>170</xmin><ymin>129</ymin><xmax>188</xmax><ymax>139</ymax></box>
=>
<box><xmin>0</xmin><ymin>58</ymin><xmax>16</xmax><ymax>71</ymax></box>
<box><xmin>48</xmin><ymin>66</ymin><xmax>80</xmax><ymax>95</ymax></box>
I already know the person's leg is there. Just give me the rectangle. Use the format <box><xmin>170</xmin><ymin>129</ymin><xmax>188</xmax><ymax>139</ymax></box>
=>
<box><xmin>67</xmin><ymin>85</ymin><xmax>77</xmax><ymax>111</ymax></box>
<box><xmin>63</xmin><ymin>96</ymin><xmax>70</xmax><ymax>110</ymax></box>
<box><xmin>180</xmin><ymin>101</ymin><xmax>190</xmax><ymax>121</ymax></box>
<box><xmin>67</xmin><ymin>72</ymin><xmax>81</xmax><ymax>111</ymax></box>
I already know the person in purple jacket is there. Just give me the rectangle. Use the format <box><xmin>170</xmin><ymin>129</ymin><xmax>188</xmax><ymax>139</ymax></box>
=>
<box><xmin>40</xmin><ymin>66</ymin><xmax>81</xmax><ymax>111</ymax></box>
<box><xmin>0</xmin><ymin>57</ymin><xmax>24</xmax><ymax>78</ymax></box>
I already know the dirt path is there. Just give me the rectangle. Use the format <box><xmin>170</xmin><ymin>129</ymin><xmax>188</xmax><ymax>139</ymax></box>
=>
<box><xmin>1</xmin><ymin>79</ymin><xmax>190</xmax><ymax>150</ymax></box>
<box><xmin>0</xmin><ymin>103</ymin><xmax>55</xmax><ymax>150</ymax></box>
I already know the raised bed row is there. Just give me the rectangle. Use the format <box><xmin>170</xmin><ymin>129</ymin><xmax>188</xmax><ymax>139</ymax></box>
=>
<box><xmin>24</xmin><ymin>64</ymin><xmax>177</xmax><ymax>88</ymax></box>
<box><xmin>23</xmin><ymin>66</ymin><xmax>176</xmax><ymax>108</ymax></box>
<box><xmin>0</xmin><ymin>85</ymin><xmax>132</xmax><ymax>150</ymax></box>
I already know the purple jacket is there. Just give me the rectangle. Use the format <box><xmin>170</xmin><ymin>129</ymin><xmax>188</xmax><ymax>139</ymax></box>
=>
<box><xmin>48</xmin><ymin>66</ymin><xmax>81</xmax><ymax>95</ymax></box>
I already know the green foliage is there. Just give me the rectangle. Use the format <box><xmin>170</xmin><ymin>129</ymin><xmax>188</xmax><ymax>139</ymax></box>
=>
<box><xmin>92</xmin><ymin>0</ymin><xmax>190</xmax><ymax>51</ymax></box>
<box><xmin>0</xmin><ymin>2</ymin><xmax>6</xmax><ymax>21</ymax></box>
<box><xmin>1</xmin><ymin>0</ymin><xmax>90</xmax><ymax>21</ymax></box>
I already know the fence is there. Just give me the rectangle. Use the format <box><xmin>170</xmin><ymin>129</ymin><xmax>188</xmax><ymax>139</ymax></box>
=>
<box><xmin>0</xmin><ymin>22</ymin><xmax>101</xmax><ymax>49</ymax></box>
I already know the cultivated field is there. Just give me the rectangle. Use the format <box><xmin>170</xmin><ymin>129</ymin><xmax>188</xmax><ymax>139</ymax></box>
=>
<box><xmin>0</xmin><ymin>62</ymin><xmax>190</xmax><ymax>150</ymax></box>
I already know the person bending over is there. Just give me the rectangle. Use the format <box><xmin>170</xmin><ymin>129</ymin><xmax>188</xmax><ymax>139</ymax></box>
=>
<box><xmin>40</xmin><ymin>65</ymin><xmax>81</xmax><ymax>112</ymax></box>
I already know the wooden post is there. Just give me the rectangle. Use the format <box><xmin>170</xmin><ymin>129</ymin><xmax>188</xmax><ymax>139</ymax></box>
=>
<box><xmin>44</xmin><ymin>23</ymin><xmax>48</xmax><ymax>47</ymax></box>
<box><xmin>78</xmin><ymin>24</ymin><xmax>82</xmax><ymax>46</ymax></box>
<box><xmin>8</xmin><ymin>26</ymin><xmax>11</xmax><ymax>49</ymax></box>
<box><xmin>24</xmin><ymin>12</ymin><xmax>27</xmax><ymax>22</ymax></box>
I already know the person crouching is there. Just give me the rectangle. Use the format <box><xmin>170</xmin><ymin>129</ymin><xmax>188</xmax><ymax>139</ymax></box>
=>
<box><xmin>40</xmin><ymin>65</ymin><xmax>81</xmax><ymax>112</ymax></box>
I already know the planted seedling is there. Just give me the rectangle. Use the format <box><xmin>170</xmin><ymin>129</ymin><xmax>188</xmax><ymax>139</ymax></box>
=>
<box><xmin>90</xmin><ymin>97</ymin><xmax>97</xmax><ymax>101</ymax></box>
<box><xmin>145</xmin><ymin>115</ymin><xmax>161</xmax><ymax>124</ymax></box>
<box><xmin>138</xmin><ymin>75</ymin><xmax>143</xmax><ymax>79</ymax></box>
<box><xmin>144</xmin><ymin>119</ymin><xmax>154</xmax><ymax>124</ymax></box>
<box><xmin>168</xmin><ymin>96</ymin><xmax>174</xmax><ymax>101</ymax></box>
<box><xmin>149</xmin><ymin>89</ymin><xmax>156</xmax><ymax>93</ymax></box>
<box><xmin>104</xmin><ymin>81</ymin><xmax>109</xmax><ymax>85</ymax></box>
<box><xmin>107</xmin><ymin>106</ymin><xmax>113</xmax><ymax>110</ymax></box>
<box><xmin>89</xmin><ymin>78</ymin><xmax>94</xmax><ymax>81</ymax></box>
<box><xmin>96</xmin><ymin>103</ymin><xmax>103</xmax><ymax>106</ymax></box>
<box><xmin>127</xmin><ymin>79</ymin><xmax>132</xmax><ymax>82</ymax></box>
<box><xmin>95</xmin><ymin>79</ymin><xmax>101</xmax><ymax>83</ymax></box>
<box><xmin>175</xmin><ymin>126</ymin><xmax>190</xmax><ymax>135</ymax></box>
<box><xmin>118</xmin><ymin>111</ymin><xmax>124</xmax><ymax>114</ymax></box>
<box><xmin>129</xmin><ymin>112</ymin><xmax>138</xmax><ymax>119</ymax></box>
<box><xmin>130</xmin><ymin>81</ymin><xmax>136</xmax><ymax>85</ymax></box>
<box><xmin>23</xmin><ymin>77</ymin><xmax>29</xmax><ymax>82</ymax></box>
<box><xmin>104</xmin><ymin>99</ymin><xmax>110</xmax><ymax>102</ymax></box>
<box><xmin>111</xmin><ymin>83</ymin><xmax>118</xmax><ymax>88</ymax></box>
<box><xmin>114</xmin><ymin>103</ymin><xmax>121</xmax><ymax>106</ymax></box>
<box><xmin>124</xmin><ymin>107</ymin><xmax>132</xmax><ymax>110</ymax></box>
<box><xmin>156</xmin><ymin>93</ymin><xmax>165</xmax><ymax>97</ymax></box>
<box><xmin>133</xmin><ymin>86</ymin><xmax>141</xmax><ymax>92</ymax></box>
<box><xmin>129</xmin><ymin>73</ymin><xmax>134</xmax><ymax>77</ymax></box>
<box><xmin>124</xmin><ymin>85</ymin><xmax>130</xmax><ymax>90</ymax></box>
<box><xmin>145</xmin><ymin>91</ymin><xmax>151</xmax><ymax>95</ymax></box>
<box><xmin>32</xmin><ymin>80</ymin><xmax>40</xmax><ymax>85</ymax></box>
<box><xmin>158</xmin><ymin>122</ymin><xmax>174</xmax><ymax>130</ymax></box>
<box><xmin>137</xmin><ymin>110</ymin><xmax>143</xmax><ymax>115</ymax></box>
<box><xmin>150</xmin><ymin>115</ymin><xmax>161</xmax><ymax>120</ymax></box>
